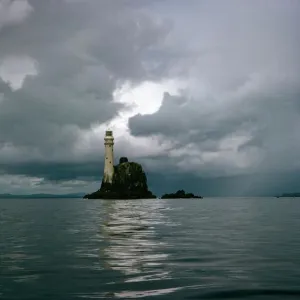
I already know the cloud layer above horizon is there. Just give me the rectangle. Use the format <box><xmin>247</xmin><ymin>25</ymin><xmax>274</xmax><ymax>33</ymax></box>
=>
<box><xmin>0</xmin><ymin>0</ymin><xmax>299</xmax><ymax>195</ymax></box>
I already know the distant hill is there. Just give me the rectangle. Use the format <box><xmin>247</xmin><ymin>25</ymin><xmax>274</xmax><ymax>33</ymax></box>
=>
<box><xmin>0</xmin><ymin>193</ymin><xmax>85</xmax><ymax>199</ymax></box>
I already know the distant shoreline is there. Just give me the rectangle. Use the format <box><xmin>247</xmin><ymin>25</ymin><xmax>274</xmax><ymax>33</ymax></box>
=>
<box><xmin>0</xmin><ymin>193</ymin><xmax>85</xmax><ymax>199</ymax></box>
<box><xmin>276</xmin><ymin>193</ymin><xmax>300</xmax><ymax>198</ymax></box>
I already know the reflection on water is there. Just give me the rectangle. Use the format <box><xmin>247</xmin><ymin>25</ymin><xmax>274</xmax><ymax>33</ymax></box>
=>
<box><xmin>100</xmin><ymin>200</ymin><xmax>172</xmax><ymax>279</ymax></box>
<box><xmin>97</xmin><ymin>200</ymin><xmax>184</xmax><ymax>298</ymax></box>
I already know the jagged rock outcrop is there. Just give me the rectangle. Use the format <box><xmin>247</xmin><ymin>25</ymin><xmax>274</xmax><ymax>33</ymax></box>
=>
<box><xmin>161</xmin><ymin>189</ymin><xmax>202</xmax><ymax>199</ymax></box>
<box><xmin>84</xmin><ymin>157</ymin><xmax>156</xmax><ymax>199</ymax></box>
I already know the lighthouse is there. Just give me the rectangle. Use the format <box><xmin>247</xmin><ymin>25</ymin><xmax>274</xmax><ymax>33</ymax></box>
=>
<box><xmin>103</xmin><ymin>129</ymin><xmax>114</xmax><ymax>183</ymax></box>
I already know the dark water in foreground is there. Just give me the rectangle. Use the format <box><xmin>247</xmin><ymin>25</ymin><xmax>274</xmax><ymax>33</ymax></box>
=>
<box><xmin>1</xmin><ymin>198</ymin><xmax>300</xmax><ymax>299</ymax></box>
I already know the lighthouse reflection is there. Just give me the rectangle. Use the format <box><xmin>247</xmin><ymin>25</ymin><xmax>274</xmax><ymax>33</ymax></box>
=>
<box><xmin>100</xmin><ymin>200</ymin><xmax>170</xmax><ymax>280</ymax></box>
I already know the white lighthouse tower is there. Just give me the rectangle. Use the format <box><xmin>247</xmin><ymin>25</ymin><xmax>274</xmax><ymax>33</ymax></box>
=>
<box><xmin>103</xmin><ymin>129</ymin><xmax>114</xmax><ymax>183</ymax></box>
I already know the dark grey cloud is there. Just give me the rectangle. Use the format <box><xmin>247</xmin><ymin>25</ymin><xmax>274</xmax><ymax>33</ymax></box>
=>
<box><xmin>0</xmin><ymin>0</ymin><xmax>174</xmax><ymax>161</ymax></box>
<box><xmin>130</xmin><ymin>76</ymin><xmax>300</xmax><ymax>177</ymax></box>
<box><xmin>0</xmin><ymin>0</ymin><xmax>33</xmax><ymax>30</ymax></box>
<box><xmin>0</xmin><ymin>161</ymin><xmax>102</xmax><ymax>182</ymax></box>
<box><xmin>129</xmin><ymin>0</ymin><xmax>300</xmax><ymax>180</ymax></box>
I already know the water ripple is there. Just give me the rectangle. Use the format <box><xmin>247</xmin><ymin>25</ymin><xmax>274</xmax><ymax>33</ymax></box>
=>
<box><xmin>194</xmin><ymin>289</ymin><xmax>300</xmax><ymax>299</ymax></box>
<box><xmin>1</xmin><ymin>198</ymin><xmax>300</xmax><ymax>299</ymax></box>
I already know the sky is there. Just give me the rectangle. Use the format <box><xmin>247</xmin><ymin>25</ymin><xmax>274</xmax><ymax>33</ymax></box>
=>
<box><xmin>0</xmin><ymin>0</ymin><xmax>299</xmax><ymax>196</ymax></box>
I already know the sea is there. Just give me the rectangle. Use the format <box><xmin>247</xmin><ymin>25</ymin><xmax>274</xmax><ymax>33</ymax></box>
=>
<box><xmin>1</xmin><ymin>197</ymin><xmax>300</xmax><ymax>299</ymax></box>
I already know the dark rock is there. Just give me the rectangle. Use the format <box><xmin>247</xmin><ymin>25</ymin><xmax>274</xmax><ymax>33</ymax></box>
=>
<box><xmin>119</xmin><ymin>157</ymin><xmax>128</xmax><ymax>164</ymax></box>
<box><xmin>161</xmin><ymin>189</ymin><xmax>202</xmax><ymax>199</ymax></box>
<box><xmin>84</xmin><ymin>160</ymin><xmax>156</xmax><ymax>199</ymax></box>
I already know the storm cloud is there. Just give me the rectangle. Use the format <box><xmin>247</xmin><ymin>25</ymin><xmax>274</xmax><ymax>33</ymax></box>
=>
<box><xmin>129</xmin><ymin>0</ymin><xmax>300</xmax><ymax>180</ymax></box>
<box><xmin>0</xmin><ymin>0</ymin><xmax>300</xmax><ymax>195</ymax></box>
<box><xmin>0</xmin><ymin>1</ymin><xmax>173</xmax><ymax>161</ymax></box>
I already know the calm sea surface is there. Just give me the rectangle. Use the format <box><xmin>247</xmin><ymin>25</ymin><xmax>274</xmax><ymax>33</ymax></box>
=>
<box><xmin>1</xmin><ymin>198</ymin><xmax>300</xmax><ymax>299</ymax></box>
